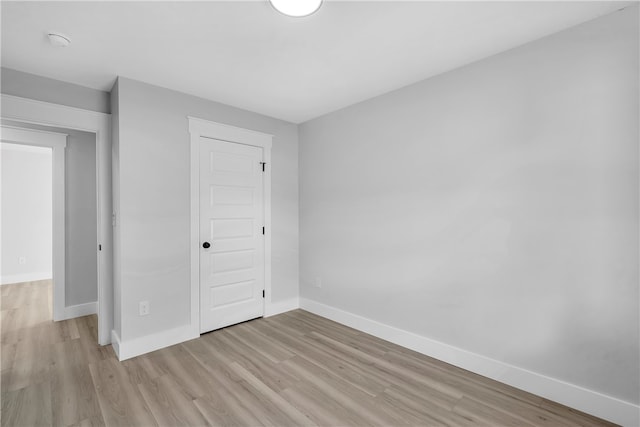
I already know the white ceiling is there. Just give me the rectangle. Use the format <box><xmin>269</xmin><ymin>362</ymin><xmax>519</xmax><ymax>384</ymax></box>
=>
<box><xmin>1</xmin><ymin>1</ymin><xmax>632</xmax><ymax>123</ymax></box>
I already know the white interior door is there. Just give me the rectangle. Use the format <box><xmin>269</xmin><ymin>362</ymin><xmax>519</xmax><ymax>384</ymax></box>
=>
<box><xmin>199</xmin><ymin>138</ymin><xmax>265</xmax><ymax>333</ymax></box>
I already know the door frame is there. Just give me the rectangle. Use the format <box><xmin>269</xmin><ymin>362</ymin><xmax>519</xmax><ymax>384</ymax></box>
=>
<box><xmin>0</xmin><ymin>126</ymin><xmax>67</xmax><ymax>318</ymax></box>
<box><xmin>188</xmin><ymin>116</ymin><xmax>272</xmax><ymax>336</ymax></box>
<box><xmin>1</xmin><ymin>94</ymin><xmax>113</xmax><ymax>346</ymax></box>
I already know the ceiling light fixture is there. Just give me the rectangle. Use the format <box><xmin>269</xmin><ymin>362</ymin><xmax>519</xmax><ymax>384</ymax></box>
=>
<box><xmin>47</xmin><ymin>32</ymin><xmax>71</xmax><ymax>47</ymax></box>
<box><xmin>269</xmin><ymin>0</ymin><xmax>322</xmax><ymax>17</ymax></box>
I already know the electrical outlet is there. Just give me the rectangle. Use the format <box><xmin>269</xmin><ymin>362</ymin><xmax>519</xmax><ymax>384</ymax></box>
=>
<box><xmin>18</xmin><ymin>257</ymin><xmax>26</xmax><ymax>265</ymax></box>
<box><xmin>314</xmin><ymin>277</ymin><xmax>322</xmax><ymax>288</ymax></box>
<box><xmin>139</xmin><ymin>301</ymin><xmax>150</xmax><ymax>316</ymax></box>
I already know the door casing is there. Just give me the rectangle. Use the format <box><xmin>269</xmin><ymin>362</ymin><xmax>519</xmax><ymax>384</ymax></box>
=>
<box><xmin>188</xmin><ymin>116</ymin><xmax>272</xmax><ymax>336</ymax></box>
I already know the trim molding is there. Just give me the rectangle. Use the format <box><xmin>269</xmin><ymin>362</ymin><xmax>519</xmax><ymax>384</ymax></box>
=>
<box><xmin>299</xmin><ymin>298</ymin><xmax>639</xmax><ymax>427</ymax></box>
<box><xmin>1</xmin><ymin>94</ymin><xmax>113</xmax><ymax>346</ymax></box>
<box><xmin>112</xmin><ymin>325</ymin><xmax>198</xmax><ymax>361</ymax></box>
<box><xmin>61</xmin><ymin>301</ymin><xmax>97</xmax><ymax>320</ymax></box>
<box><xmin>264</xmin><ymin>297</ymin><xmax>299</xmax><ymax>317</ymax></box>
<box><xmin>0</xmin><ymin>125</ymin><xmax>68</xmax><ymax>146</ymax></box>
<box><xmin>1</xmin><ymin>272</ymin><xmax>52</xmax><ymax>285</ymax></box>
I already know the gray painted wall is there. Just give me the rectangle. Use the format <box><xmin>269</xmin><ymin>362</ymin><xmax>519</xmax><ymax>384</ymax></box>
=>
<box><xmin>113</xmin><ymin>77</ymin><xmax>299</xmax><ymax>341</ymax></box>
<box><xmin>1</xmin><ymin>67</ymin><xmax>110</xmax><ymax>114</ymax></box>
<box><xmin>2</xmin><ymin>120</ymin><xmax>98</xmax><ymax>306</ymax></box>
<box><xmin>64</xmin><ymin>128</ymin><xmax>98</xmax><ymax>306</ymax></box>
<box><xmin>299</xmin><ymin>7</ymin><xmax>638</xmax><ymax>404</ymax></box>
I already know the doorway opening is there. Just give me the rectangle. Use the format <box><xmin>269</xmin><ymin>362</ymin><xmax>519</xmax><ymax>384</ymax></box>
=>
<box><xmin>1</xmin><ymin>141</ymin><xmax>54</xmax><ymax>325</ymax></box>
<box><xmin>1</xmin><ymin>123</ymin><xmax>98</xmax><ymax>343</ymax></box>
<box><xmin>1</xmin><ymin>94</ymin><xmax>113</xmax><ymax>346</ymax></box>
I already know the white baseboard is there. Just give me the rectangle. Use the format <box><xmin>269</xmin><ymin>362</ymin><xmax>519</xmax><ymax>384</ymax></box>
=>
<box><xmin>1</xmin><ymin>272</ymin><xmax>52</xmax><ymax>285</ymax></box>
<box><xmin>113</xmin><ymin>324</ymin><xmax>199</xmax><ymax>361</ymax></box>
<box><xmin>60</xmin><ymin>301</ymin><xmax>97</xmax><ymax>320</ymax></box>
<box><xmin>110</xmin><ymin>298</ymin><xmax>299</xmax><ymax>362</ymax></box>
<box><xmin>300</xmin><ymin>298</ymin><xmax>639</xmax><ymax>427</ymax></box>
<box><xmin>265</xmin><ymin>297</ymin><xmax>299</xmax><ymax>317</ymax></box>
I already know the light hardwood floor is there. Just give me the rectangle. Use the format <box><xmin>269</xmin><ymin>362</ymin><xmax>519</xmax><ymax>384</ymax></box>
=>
<box><xmin>1</xmin><ymin>280</ymin><xmax>615</xmax><ymax>426</ymax></box>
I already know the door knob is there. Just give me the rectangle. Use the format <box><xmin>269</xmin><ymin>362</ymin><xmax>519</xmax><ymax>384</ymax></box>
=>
<box><xmin>202</xmin><ymin>242</ymin><xmax>211</xmax><ymax>249</ymax></box>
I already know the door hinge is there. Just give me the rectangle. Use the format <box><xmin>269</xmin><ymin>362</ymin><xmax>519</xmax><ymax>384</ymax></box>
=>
<box><xmin>98</xmin><ymin>244</ymin><xmax>102</xmax><ymax>251</ymax></box>
<box><xmin>262</xmin><ymin>290</ymin><xmax>265</xmax><ymax>298</ymax></box>
<box><xmin>262</xmin><ymin>226</ymin><xmax>265</xmax><ymax>235</ymax></box>
<box><xmin>260</xmin><ymin>162</ymin><xmax>266</xmax><ymax>172</ymax></box>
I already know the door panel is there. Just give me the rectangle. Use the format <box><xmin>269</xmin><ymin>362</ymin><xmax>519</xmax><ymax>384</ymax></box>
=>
<box><xmin>200</xmin><ymin>138</ymin><xmax>264</xmax><ymax>333</ymax></box>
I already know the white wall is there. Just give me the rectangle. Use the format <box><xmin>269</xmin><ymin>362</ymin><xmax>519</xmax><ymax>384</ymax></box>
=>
<box><xmin>299</xmin><ymin>5</ymin><xmax>638</xmax><ymax>409</ymax></box>
<box><xmin>1</xmin><ymin>143</ymin><xmax>52</xmax><ymax>284</ymax></box>
<box><xmin>1</xmin><ymin>120</ymin><xmax>98</xmax><ymax>306</ymax></box>
<box><xmin>113</xmin><ymin>77</ymin><xmax>299</xmax><ymax>345</ymax></box>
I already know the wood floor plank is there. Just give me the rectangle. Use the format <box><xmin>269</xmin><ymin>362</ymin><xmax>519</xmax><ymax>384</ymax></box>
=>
<box><xmin>281</xmin><ymin>355</ymin><xmax>414</xmax><ymax>427</ymax></box>
<box><xmin>290</xmin><ymin>311</ymin><xmax>393</xmax><ymax>356</ymax></box>
<box><xmin>120</xmin><ymin>354</ymin><xmax>163</xmax><ymax>385</ymax></box>
<box><xmin>382</xmin><ymin>350</ymin><xmax>547</xmax><ymax>413</ymax></box>
<box><xmin>193</xmin><ymin>382</ymin><xmax>265</xmax><ymax>427</ymax></box>
<box><xmin>308</xmin><ymin>330</ymin><xmax>466</xmax><ymax>401</ymax></box>
<box><xmin>88</xmin><ymin>358</ymin><xmax>157</xmax><ymax>426</ymax></box>
<box><xmin>227</xmin><ymin>322</ymin><xmax>295</xmax><ymax>363</ymax></box>
<box><xmin>50</xmin><ymin>339</ymin><xmax>103</xmax><ymax>427</ymax></box>
<box><xmin>2</xmin><ymin>318</ymin><xmax>79</xmax><ymax>347</ymax></box>
<box><xmin>539</xmin><ymin>398</ymin><xmax>618</xmax><ymax>427</ymax></box>
<box><xmin>0</xmin><ymin>309</ymin><xmax>20</xmax><ymax>336</ymax></box>
<box><xmin>281</xmin><ymin>381</ymin><xmax>372</xmax><ymax>427</ymax></box>
<box><xmin>1</xmin><ymin>381</ymin><xmax>52</xmax><ymax>427</ymax></box>
<box><xmin>181</xmin><ymin>335</ymin><xmax>233</xmax><ymax>371</ymax></box>
<box><xmin>453</xmin><ymin>396</ymin><xmax>538</xmax><ymax>427</ymax></box>
<box><xmin>2</xmin><ymin>336</ymin><xmax>54</xmax><ymax>392</ymax></box>
<box><xmin>378</xmin><ymin>386</ymin><xmax>475</xmax><ymax>427</ymax></box>
<box><xmin>249</xmin><ymin>320</ymin><xmax>391</xmax><ymax>397</ymax></box>
<box><xmin>67</xmin><ymin>415</ymin><xmax>106</xmax><ymax>427</ymax></box>
<box><xmin>213</xmin><ymin>330</ymin><xmax>299</xmax><ymax>393</ymax></box>
<box><xmin>146</xmin><ymin>343</ymin><xmax>224</xmax><ymax>400</ymax></box>
<box><xmin>206</xmin><ymin>364</ymin><xmax>307</xmax><ymax>427</ymax></box>
<box><xmin>183</xmin><ymin>340</ymin><xmax>298</xmax><ymax>426</ymax></box>
<box><xmin>0</xmin><ymin>343</ymin><xmax>17</xmax><ymax>372</ymax></box>
<box><xmin>228</xmin><ymin>361</ymin><xmax>315</xmax><ymax>426</ymax></box>
<box><xmin>138</xmin><ymin>374</ymin><xmax>209</xmax><ymax>426</ymax></box>
<box><xmin>385</xmin><ymin>349</ymin><xmax>544</xmax><ymax>407</ymax></box>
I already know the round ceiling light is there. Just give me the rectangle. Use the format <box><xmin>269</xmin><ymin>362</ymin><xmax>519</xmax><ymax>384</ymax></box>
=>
<box><xmin>47</xmin><ymin>32</ymin><xmax>71</xmax><ymax>47</ymax></box>
<box><xmin>269</xmin><ymin>0</ymin><xmax>322</xmax><ymax>17</ymax></box>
